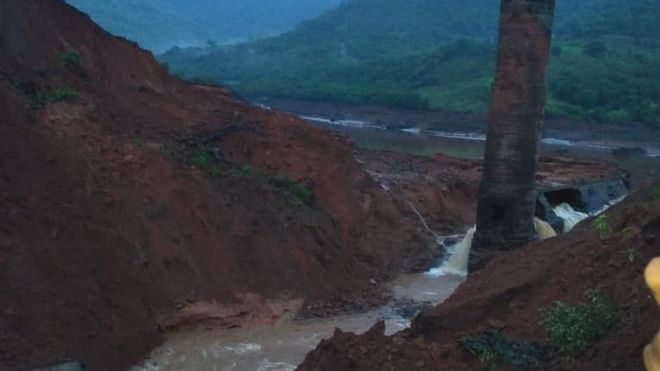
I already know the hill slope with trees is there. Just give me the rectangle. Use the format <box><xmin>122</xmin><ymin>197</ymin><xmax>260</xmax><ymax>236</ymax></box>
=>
<box><xmin>160</xmin><ymin>0</ymin><xmax>660</xmax><ymax>127</ymax></box>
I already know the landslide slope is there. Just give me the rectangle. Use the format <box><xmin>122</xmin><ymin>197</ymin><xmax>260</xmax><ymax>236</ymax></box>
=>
<box><xmin>299</xmin><ymin>181</ymin><xmax>660</xmax><ymax>370</ymax></box>
<box><xmin>0</xmin><ymin>1</ymin><xmax>429</xmax><ymax>370</ymax></box>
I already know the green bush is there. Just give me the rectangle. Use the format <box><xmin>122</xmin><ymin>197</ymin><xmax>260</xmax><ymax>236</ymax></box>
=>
<box><xmin>187</xmin><ymin>148</ymin><xmax>220</xmax><ymax>178</ymax></box>
<box><xmin>271</xmin><ymin>174</ymin><xmax>313</xmax><ymax>205</ymax></box>
<box><xmin>540</xmin><ymin>290</ymin><xmax>617</xmax><ymax>354</ymax></box>
<box><xmin>59</xmin><ymin>48</ymin><xmax>82</xmax><ymax>67</ymax></box>
<box><xmin>50</xmin><ymin>86</ymin><xmax>80</xmax><ymax>102</ymax></box>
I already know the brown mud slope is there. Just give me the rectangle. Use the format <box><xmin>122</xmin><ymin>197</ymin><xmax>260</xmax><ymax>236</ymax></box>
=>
<box><xmin>0</xmin><ymin>1</ymin><xmax>433</xmax><ymax>370</ymax></box>
<box><xmin>299</xmin><ymin>181</ymin><xmax>660</xmax><ymax>371</ymax></box>
<box><xmin>358</xmin><ymin>150</ymin><xmax>621</xmax><ymax>234</ymax></box>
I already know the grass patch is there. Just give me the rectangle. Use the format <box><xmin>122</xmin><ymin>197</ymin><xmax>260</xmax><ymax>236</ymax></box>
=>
<box><xmin>477</xmin><ymin>349</ymin><xmax>500</xmax><ymax>371</ymax></box>
<box><xmin>652</xmin><ymin>186</ymin><xmax>660</xmax><ymax>200</ymax></box>
<box><xmin>132</xmin><ymin>135</ymin><xmax>145</xmax><ymax>147</ymax></box>
<box><xmin>620</xmin><ymin>246</ymin><xmax>638</xmax><ymax>263</ymax></box>
<box><xmin>593</xmin><ymin>214</ymin><xmax>612</xmax><ymax>240</ymax></box>
<box><xmin>34</xmin><ymin>86</ymin><xmax>80</xmax><ymax>104</ymax></box>
<box><xmin>186</xmin><ymin>148</ymin><xmax>220</xmax><ymax>178</ymax></box>
<box><xmin>270</xmin><ymin>174</ymin><xmax>313</xmax><ymax>205</ymax></box>
<box><xmin>617</xmin><ymin>227</ymin><xmax>638</xmax><ymax>263</ymax></box>
<box><xmin>58</xmin><ymin>48</ymin><xmax>82</xmax><ymax>67</ymax></box>
<box><xmin>239</xmin><ymin>164</ymin><xmax>255</xmax><ymax>176</ymax></box>
<box><xmin>461</xmin><ymin>330</ymin><xmax>548</xmax><ymax>370</ymax></box>
<box><xmin>540</xmin><ymin>290</ymin><xmax>617</xmax><ymax>354</ymax></box>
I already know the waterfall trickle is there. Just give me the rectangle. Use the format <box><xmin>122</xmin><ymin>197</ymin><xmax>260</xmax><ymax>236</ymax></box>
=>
<box><xmin>427</xmin><ymin>220</ymin><xmax>554</xmax><ymax>278</ymax></box>
<box><xmin>427</xmin><ymin>227</ymin><xmax>476</xmax><ymax>277</ymax></box>
<box><xmin>425</xmin><ymin>194</ymin><xmax>625</xmax><ymax>280</ymax></box>
<box><xmin>553</xmin><ymin>203</ymin><xmax>590</xmax><ymax>232</ymax></box>
<box><xmin>407</xmin><ymin>201</ymin><xmax>439</xmax><ymax>239</ymax></box>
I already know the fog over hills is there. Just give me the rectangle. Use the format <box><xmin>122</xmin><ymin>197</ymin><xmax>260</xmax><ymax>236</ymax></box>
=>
<box><xmin>65</xmin><ymin>0</ymin><xmax>343</xmax><ymax>52</ymax></box>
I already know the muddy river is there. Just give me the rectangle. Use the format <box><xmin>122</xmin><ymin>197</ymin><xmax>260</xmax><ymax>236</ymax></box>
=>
<box><xmin>133</xmin><ymin>268</ymin><xmax>466</xmax><ymax>371</ymax></box>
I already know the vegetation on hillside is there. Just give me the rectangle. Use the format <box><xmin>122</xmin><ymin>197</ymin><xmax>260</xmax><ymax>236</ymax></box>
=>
<box><xmin>160</xmin><ymin>0</ymin><xmax>660</xmax><ymax>127</ymax></box>
<box><xmin>540</xmin><ymin>290</ymin><xmax>617</xmax><ymax>354</ymax></box>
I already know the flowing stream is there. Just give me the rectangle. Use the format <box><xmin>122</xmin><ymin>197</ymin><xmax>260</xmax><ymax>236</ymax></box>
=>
<box><xmin>553</xmin><ymin>203</ymin><xmax>590</xmax><ymax>233</ymax></box>
<box><xmin>132</xmin><ymin>208</ymin><xmax>469</xmax><ymax>371</ymax></box>
<box><xmin>131</xmin><ymin>193</ymin><xmax>627</xmax><ymax>371</ymax></box>
<box><xmin>132</xmin><ymin>271</ymin><xmax>466</xmax><ymax>371</ymax></box>
<box><xmin>553</xmin><ymin>195</ymin><xmax>627</xmax><ymax>233</ymax></box>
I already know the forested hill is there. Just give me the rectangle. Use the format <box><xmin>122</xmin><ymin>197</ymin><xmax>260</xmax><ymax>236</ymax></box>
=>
<box><xmin>64</xmin><ymin>0</ymin><xmax>342</xmax><ymax>53</ymax></box>
<box><xmin>160</xmin><ymin>0</ymin><xmax>660</xmax><ymax>127</ymax></box>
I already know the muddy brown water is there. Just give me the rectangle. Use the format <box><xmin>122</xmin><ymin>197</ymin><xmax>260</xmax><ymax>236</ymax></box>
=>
<box><xmin>132</xmin><ymin>273</ymin><xmax>465</xmax><ymax>371</ymax></box>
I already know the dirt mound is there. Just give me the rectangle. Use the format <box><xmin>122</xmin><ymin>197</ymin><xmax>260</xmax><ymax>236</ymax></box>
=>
<box><xmin>0</xmin><ymin>1</ymin><xmax>432</xmax><ymax>370</ymax></box>
<box><xmin>298</xmin><ymin>181</ymin><xmax>660</xmax><ymax>370</ymax></box>
<box><xmin>358</xmin><ymin>149</ymin><xmax>621</xmax><ymax>235</ymax></box>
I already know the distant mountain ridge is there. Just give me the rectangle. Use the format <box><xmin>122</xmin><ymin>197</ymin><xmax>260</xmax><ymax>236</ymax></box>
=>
<box><xmin>65</xmin><ymin>0</ymin><xmax>343</xmax><ymax>52</ymax></box>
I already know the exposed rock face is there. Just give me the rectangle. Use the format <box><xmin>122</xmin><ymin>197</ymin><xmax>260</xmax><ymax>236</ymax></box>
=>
<box><xmin>475</xmin><ymin>0</ymin><xmax>556</xmax><ymax>249</ymax></box>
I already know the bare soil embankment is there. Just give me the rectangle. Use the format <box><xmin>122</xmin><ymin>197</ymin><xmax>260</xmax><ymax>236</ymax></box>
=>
<box><xmin>299</xmin><ymin>181</ymin><xmax>660</xmax><ymax>371</ymax></box>
<box><xmin>0</xmin><ymin>1</ymin><xmax>434</xmax><ymax>369</ymax></box>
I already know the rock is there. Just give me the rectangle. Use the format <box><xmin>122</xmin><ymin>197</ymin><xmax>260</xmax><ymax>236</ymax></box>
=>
<box><xmin>576</xmin><ymin>179</ymin><xmax>630</xmax><ymax>214</ymax></box>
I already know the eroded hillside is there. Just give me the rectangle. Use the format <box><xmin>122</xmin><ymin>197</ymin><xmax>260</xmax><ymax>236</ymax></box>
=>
<box><xmin>299</xmin><ymin>181</ymin><xmax>660</xmax><ymax>370</ymax></box>
<box><xmin>0</xmin><ymin>1</ymin><xmax>432</xmax><ymax>369</ymax></box>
